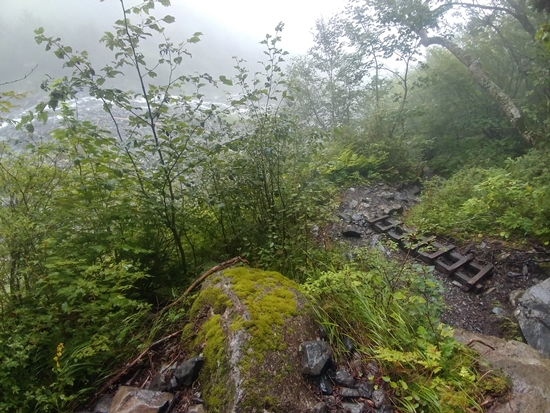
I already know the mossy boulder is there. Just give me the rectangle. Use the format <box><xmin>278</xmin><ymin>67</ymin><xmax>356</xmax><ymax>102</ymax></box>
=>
<box><xmin>182</xmin><ymin>267</ymin><xmax>320</xmax><ymax>412</ymax></box>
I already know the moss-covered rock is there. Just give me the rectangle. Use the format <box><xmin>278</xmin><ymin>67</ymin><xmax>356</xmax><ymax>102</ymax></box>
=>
<box><xmin>182</xmin><ymin>267</ymin><xmax>320</xmax><ymax>412</ymax></box>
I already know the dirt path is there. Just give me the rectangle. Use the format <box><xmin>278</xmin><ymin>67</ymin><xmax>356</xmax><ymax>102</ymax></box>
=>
<box><xmin>327</xmin><ymin>184</ymin><xmax>549</xmax><ymax>338</ymax></box>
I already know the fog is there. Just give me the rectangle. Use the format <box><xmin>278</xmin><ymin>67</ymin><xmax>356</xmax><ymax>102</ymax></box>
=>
<box><xmin>0</xmin><ymin>0</ymin><xmax>345</xmax><ymax>97</ymax></box>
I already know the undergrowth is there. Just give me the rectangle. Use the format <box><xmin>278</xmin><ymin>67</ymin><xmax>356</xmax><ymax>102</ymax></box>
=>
<box><xmin>303</xmin><ymin>248</ymin><xmax>509</xmax><ymax>412</ymax></box>
<box><xmin>407</xmin><ymin>149</ymin><xmax>550</xmax><ymax>245</ymax></box>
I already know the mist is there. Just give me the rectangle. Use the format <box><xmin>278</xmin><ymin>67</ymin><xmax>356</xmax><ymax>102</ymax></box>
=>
<box><xmin>0</xmin><ymin>0</ymin><xmax>345</xmax><ymax>98</ymax></box>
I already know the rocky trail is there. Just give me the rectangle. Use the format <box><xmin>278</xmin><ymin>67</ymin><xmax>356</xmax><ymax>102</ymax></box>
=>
<box><xmin>328</xmin><ymin>183</ymin><xmax>549</xmax><ymax>339</ymax></box>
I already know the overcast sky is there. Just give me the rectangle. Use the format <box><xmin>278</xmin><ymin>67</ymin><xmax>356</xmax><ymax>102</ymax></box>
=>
<box><xmin>0</xmin><ymin>0</ymin><xmax>347</xmax><ymax>93</ymax></box>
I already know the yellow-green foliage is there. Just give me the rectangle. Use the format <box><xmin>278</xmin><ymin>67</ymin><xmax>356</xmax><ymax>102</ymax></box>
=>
<box><xmin>303</xmin><ymin>251</ymin><xmax>509</xmax><ymax>413</ymax></box>
<box><xmin>407</xmin><ymin>149</ymin><xmax>550</xmax><ymax>244</ymax></box>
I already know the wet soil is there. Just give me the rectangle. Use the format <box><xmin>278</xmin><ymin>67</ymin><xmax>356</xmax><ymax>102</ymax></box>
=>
<box><xmin>328</xmin><ymin>184</ymin><xmax>550</xmax><ymax>339</ymax></box>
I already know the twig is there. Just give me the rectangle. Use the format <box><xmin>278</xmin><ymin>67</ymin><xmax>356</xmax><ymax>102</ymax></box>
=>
<box><xmin>160</xmin><ymin>256</ymin><xmax>249</xmax><ymax>314</ymax></box>
<box><xmin>0</xmin><ymin>64</ymin><xmax>38</xmax><ymax>86</ymax></box>
<box><xmin>92</xmin><ymin>329</ymin><xmax>182</xmax><ymax>403</ymax></box>
<box><xmin>466</xmin><ymin>338</ymin><xmax>496</xmax><ymax>350</ymax></box>
<box><xmin>90</xmin><ymin>256</ymin><xmax>249</xmax><ymax>405</ymax></box>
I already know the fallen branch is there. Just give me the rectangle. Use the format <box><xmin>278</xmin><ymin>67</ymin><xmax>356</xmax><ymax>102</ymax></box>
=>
<box><xmin>91</xmin><ymin>257</ymin><xmax>249</xmax><ymax>404</ymax></box>
<box><xmin>92</xmin><ymin>329</ymin><xmax>182</xmax><ymax>404</ymax></box>
<box><xmin>160</xmin><ymin>256</ymin><xmax>249</xmax><ymax>314</ymax></box>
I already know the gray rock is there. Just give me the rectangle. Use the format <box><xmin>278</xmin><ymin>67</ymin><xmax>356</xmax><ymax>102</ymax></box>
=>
<box><xmin>301</xmin><ymin>340</ymin><xmax>332</xmax><ymax>376</ymax></box>
<box><xmin>342</xmin><ymin>336</ymin><xmax>355</xmax><ymax>353</ymax></box>
<box><xmin>319</xmin><ymin>372</ymin><xmax>333</xmax><ymax>395</ymax></box>
<box><xmin>173</xmin><ymin>354</ymin><xmax>204</xmax><ymax>388</ymax></box>
<box><xmin>351</xmin><ymin>213</ymin><xmax>364</xmax><ymax>222</ymax></box>
<box><xmin>334</xmin><ymin>369</ymin><xmax>355</xmax><ymax>387</ymax></box>
<box><xmin>108</xmin><ymin>386</ymin><xmax>174</xmax><ymax>413</ymax></box>
<box><xmin>187</xmin><ymin>405</ymin><xmax>207</xmax><ymax>413</ymax></box>
<box><xmin>374</xmin><ymin>407</ymin><xmax>394</xmax><ymax>413</ymax></box>
<box><xmin>372</xmin><ymin>388</ymin><xmax>390</xmax><ymax>408</ymax></box>
<box><xmin>93</xmin><ymin>395</ymin><xmax>113</xmax><ymax>413</ymax></box>
<box><xmin>515</xmin><ymin>278</ymin><xmax>550</xmax><ymax>357</ymax></box>
<box><xmin>409</xmin><ymin>185</ymin><xmax>421</xmax><ymax>195</ymax></box>
<box><xmin>379</xmin><ymin>191</ymin><xmax>394</xmax><ymax>200</ymax></box>
<box><xmin>339</xmin><ymin>213</ymin><xmax>352</xmax><ymax>223</ymax></box>
<box><xmin>455</xmin><ymin>328</ymin><xmax>550</xmax><ymax>413</ymax></box>
<box><xmin>492</xmin><ymin>307</ymin><xmax>504</xmax><ymax>317</ymax></box>
<box><xmin>342</xmin><ymin>226</ymin><xmax>362</xmax><ymax>238</ymax></box>
<box><xmin>311</xmin><ymin>402</ymin><xmax>328</xmax><ymax>413</ymax></box>
<box><xmin>383</xmin><ymin>204</ymin><xmax>403</xmax><ymax>215</ymax></box>
<box><xmin>349</xmin><ymin>199</ymin><xmax>359</xmax><ymax>209</ymax></box>
<box><xmin>188</xmin><ymin>269</ymin><xmax>321</xmax><ymax>411</ymax></box>
<box><xmin>341</xmin><ymin>387</ymin><xmax>361</xmax><ymax>398</ymax></box>
<box><xmin>509</xmin><ymin>289</ymin><xmax>524</xmax><ymax>307</ymax></box>
<box><xmin>356</xmin><ymin>381</ymin><xmax>374</xmax><ymax>398</ymax></box>
<box><xmin>341</xmin><ymin>402</ymin><xmax>365</xmax><ymax>413</ymax></box>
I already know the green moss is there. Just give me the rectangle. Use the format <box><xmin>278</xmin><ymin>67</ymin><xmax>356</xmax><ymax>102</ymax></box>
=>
<box><xmin>194</xmin><ymin>314</ymin><xmax>232</xmax><ymax>412</ymax></box>
<box><xmin>224</xmin><ymin>267</ymin><xmax>298</xmax><ymax>362</ymax></box>
<box><xmin>189</xmin><ymin>284</ymin><xmax>231</xmax><ymax>317</ymax></box>
<box><xmin>185</xmin><ymin>267</ymin><xmax>304</xmax><ymax>412</ymax></box>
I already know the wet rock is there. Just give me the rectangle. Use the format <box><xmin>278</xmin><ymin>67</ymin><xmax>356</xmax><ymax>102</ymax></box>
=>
<box><xmin>351</xmin><ymin>213</ymin><xmax>365</xmax><ymax>222</ymax></box>
<box><xmin>93</xmin><ymin>395</ymin><xmax>113</xmax><ymax>413</ymax></box>
<box><xmin>342</xmin><ymin>402</ymin><xmax>365</xmax><ymax>413</ymax></box>
<box><xmin>318</xmin><ymin>324</ymin><xmax>329</xmax><ymax>340</ymax></box>
<box><xmin>492</xmin><ymin>307</ymin><xmax>504</xmax><ymax>317</ymax></box>
<box><xmin>372</xmin><ymin>388</ymin><xmax>390</xmax><ymax>408</ymax></box>
<box><xmin>515</xmin><ymin>278</ymin><xmax>550</xmax><ymax>357</ymax></box>
<box><xmin>187</xmin><ymin>405</ymin><xmax>207</xmax><ymax>413</ymax></box>
<box><xmin>342</xmin><ymin>226</ymin><xmax>362</xmax><ymax>238</ymax></box>
<box><xmin>339</xmin><ymin>213</ymin><xmax>352</xmax><ymax>223</ymax></box>
<box><xmin>342</xmin><ymin>336</ymin><xmax>355</xmax><ymax>353</ymax></box>
<box><xmin>455</xmin><ymin>328</ymin><xmax>550</xmax><ymax>413</ymax></box>
<box><xmin>173</xmin><ymin>354</ymin><xmax>204</xmax><ymax>388</ymax></box>
<box><xmin>108</xmin><ymin>386</ymin><xmax>173</xmax><ymax>413</ymax></box>
<box><xmin>509</xmin><ymin>289</ymin><xmax>524</xmax><ymax>307</ymax></box>
<box><xmin>311</xmin><ymin>402</ymin><xmax>328</xmax><ymax>413</ymax></box>
<box><xmin>334</xmin><ymin>369</ymin><xmax>355</xmax><ymax>387</ymax></box>
<box><xmin>356</xmin><ymin>381</ymin><xmax>374</xmax><ymax>398</ymax></box>
<box><xmin>341</xmin><ymin>387</ymin><xmax>361</xmax><ymax>398</ymax></box>
<box><xmin>147</xmin><ymin>362</ymin><xmax>177</xmax><ymax>391</ymax></box>
<box><xmin>302</xmin><ymin>341</ymin><xmax>332</xmax><ymax>375</ymax></box>
<box><xmin>319</xmin><ymin>372</ymin><xmax>333</xmax><ymax>395</ymax></box>
<box><xmin>187</xmin><ymin>268</ymin><xmax>321</xmax><ymax>411</ymax></box>
<box><xmin>383</xmin><ymin>204</ymin><xmax>403</xmax><ymax>216</ymax></box>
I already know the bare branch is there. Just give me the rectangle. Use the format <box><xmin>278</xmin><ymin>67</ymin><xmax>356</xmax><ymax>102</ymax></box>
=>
<box><xmin>0</xmin><ymin>64</ymin><xmax>38</xmax><ymax>86</ymax></box>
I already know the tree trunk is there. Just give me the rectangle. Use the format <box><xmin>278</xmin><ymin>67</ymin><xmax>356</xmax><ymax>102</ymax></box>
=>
<box><xmin>418</xmin><ymin>31</ymin><xmax>535</xmax><ymax>146</ymax></box>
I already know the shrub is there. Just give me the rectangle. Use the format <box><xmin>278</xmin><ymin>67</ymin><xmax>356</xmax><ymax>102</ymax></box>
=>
<box><xmin>303</xmin><ymin>248</ymin><xmax>508</xmax><ymax>412</ymax></box>
<box><xmin>407</xmin><ymin>149</ymin><xmax>550</xmax><ymax>244</ymax></box>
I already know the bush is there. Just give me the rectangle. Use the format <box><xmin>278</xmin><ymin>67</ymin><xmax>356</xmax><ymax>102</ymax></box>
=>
<box><xmin>303</xmin><ymin>248</ymin><xmax>508</xmax><ymax>412</ymax></box>
<box><xmin>407</xmin><ymin>149</ymin><xmax>550</xmax><ymax>244</ymax></box>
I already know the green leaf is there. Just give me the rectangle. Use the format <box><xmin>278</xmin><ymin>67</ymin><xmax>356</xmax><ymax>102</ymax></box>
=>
<box><xmin>393</xmin><ymin>291</ymin><xmax>406</xmax><ymax>300</ymax></box>
<box><xmin>219</xmin><ymin>75</ymin><xmax>233</xmax><ymax>86</ymax></box>
<box><xmin>162</xmin><ymin>15</ymin><xmax>175</xmax><ymax>24</ymax></box>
